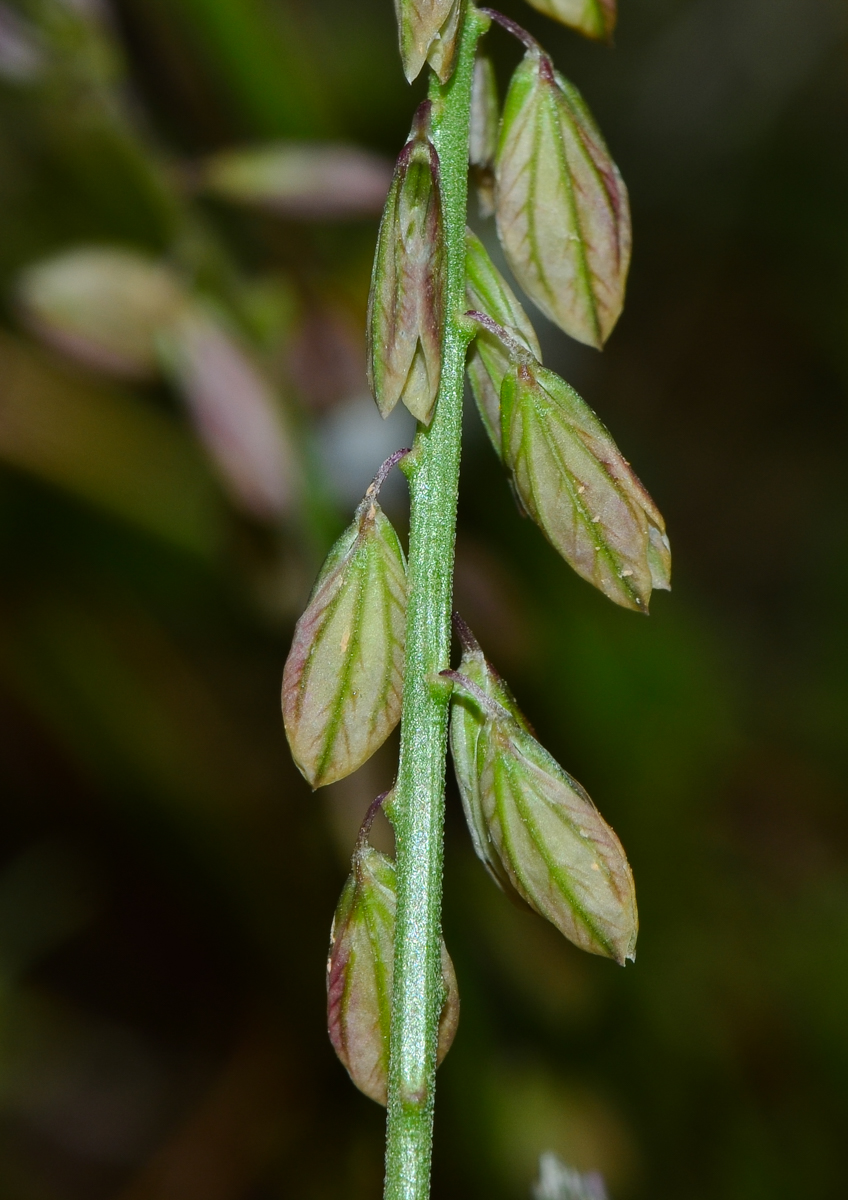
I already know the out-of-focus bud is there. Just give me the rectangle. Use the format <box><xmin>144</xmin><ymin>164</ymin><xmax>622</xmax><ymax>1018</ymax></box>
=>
<box><xmin>367</xmin><ymin>103</ymin><xmax>445</xmax><ymax>426</ymax></box>
<box><xmin>495</xmin><ymin>42</ymin><xmax>631</xmax><ymax>349</ymax></box>
<box><xmin>534</xmin><ymin>1153</ymin><xmax>609</xmax><ymax>1200</ymax></box>
<box><xmin>394</xmin><ymin>0</ymin><xmax>456</xmax><ymax>83</ymax></box>
<box><xmin>469</xmin><ymin>51</ymin><xmax>499</xmax><ymax>217</ymax></box>
<box><xmin>282</xmin><ymin>454</ymin><xmax>409</xmax><ymax>789</ymax></box>
<box><xmin>465</xmin><ymin>231</ymin><xmax>540</xmax><ymax>454</ymax></box>
<box><xmin>445</xmin><ymin>624</ymin><xmax>638</xmax><ymax>965</ymax></box>
<box><xmin>198</xmin><ymin>142</ymin><xmax>393</xmax><ymax>220</ymax></box>
<box><xmin>327</xmin><ymin>792</ymin><xmax>460</xmax><ymax>1104</ymax></box>
<box><xmin>499</xmin><ymin>355</ymin><xmax>670</xmax><ymax>611</ymax></box>
<box><xmin>159</xmin><ymin>307</ymin><xmax>298</xmax><ymax>521</ymax></box>
<box><xmin>523</xmin><ymin>0</ymin><xmax>615</xmax><ymax>42</ymax></box>
<box><xmin>16</xmin><ymin>247</ymin><xmax>186</xmax><ymax>379</ymax></box>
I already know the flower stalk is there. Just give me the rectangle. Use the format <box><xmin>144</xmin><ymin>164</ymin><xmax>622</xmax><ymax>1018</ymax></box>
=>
<box><xmin>383</xmin><ymin>7</ymin><xmax>488</xmax><ymax>1198</ymax></box>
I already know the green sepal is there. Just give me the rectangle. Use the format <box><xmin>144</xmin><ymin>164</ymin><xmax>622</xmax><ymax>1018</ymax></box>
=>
<box><xmin>523</xmin><ymin>0</ymin><xmax>615</xmax><ymax>42</ymax></box>
<box><xmin>495</xmin><ymin>47</ymin><xmax>631</xmax><ymax>349</ymax></box>
<box><xmin>281</xmin><ymin>463</ymin><xmax>408</xmax><ymax>788</ymax></box>
<box><xmin>366</xmin><ymin>103</ymin><xmax>445</xmax><ymax>426</ymax></box>
<box><xmin>427</xmin><ymin>0</ymin><xmax>465</xmax><ymax>84</ymax></box>
<box><xmin>447</xmin><ymin>629</ymin><xmax>638</xmax><ymax>965</ymax></box>
<box><xmin>465</xmin><ymin>230</ymin><xmax>541</xmax><ymax>454</ymax></box>
<box><xmin>327</xmin><ymin>794</ymin><xmax>460</xmax><ymax>1105</ymax></box>
<box><xmin>500</xmin><ymin>360</ymin><xmax>671</xmax><ymax>612</ymax></box>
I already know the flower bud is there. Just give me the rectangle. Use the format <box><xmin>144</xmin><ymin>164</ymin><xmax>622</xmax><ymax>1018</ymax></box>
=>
<box><xmin>282</xmin><ymin>455</ymin><xmax>409</xmax><ymax>788</ymax></box>
<box><xmin>394</xmin><ymin>0</ymin><xmax>457</xmax><ymax>83</ymax></box>
<box><xmin>367</xmin><ymin>103</ymin><xmax>445</xmax><ymax>426</ymax></box>
<box><xmin>500</xmin><ymin>357</ymin><xmax>670</xmax><ymax>611</ymax></box>
<box><xmin>469</xmin><ymin>50</ymin><xmax>499</xmax><ymax>216</ymax></box>
<box><xmin>465</xmin><ymin>230</ymin><xmax>541</xmax><ymax>454</ymax></box>
<box><xmin>327</xmin><ymin>793</ymin><xmax>460</xmax><ymax>1105</ymax></box>
<box><xmin>523</xmin><ymin>0</ymin><xmax>615</xmax><ymax>42</ymax></box>
<box><xmin>446</xmin><ymin>623</ymin><xmax>638</xmax><ymax>964</ymax></box>
<box><xmin>495</xmin><ymin>45</ymin><xmax>630</xmax><ymax>348</ymax></box>
<box><xmin>426</xmin><ymin>0</ymin><xmax>464</xmax><ymax>84</ymax></box>
<box><xmin>16</xmin><ymin>247</ymin><xmax>186</xmax><ymax>379</ymax></box>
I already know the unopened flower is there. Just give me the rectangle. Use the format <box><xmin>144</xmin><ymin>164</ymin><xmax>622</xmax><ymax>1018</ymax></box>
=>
<box><xmin>282</xmin><ymin>454</ymin><xmax>409</xmax><ymax>788</ymax></box>
<box><xmin>465</xmin><ymin>230</ymin><xmax>541</xmax><ymax>454</ymax></box>
<box><xmin>495</xmin><ymin>40</ymin><xmax>630</xmax><ymax>348</ymax></box>
<box><xmin>469</xmin><ymin>50</ymin><xmax>499</xmax><ymax>216</ymax></box>
<box><xmin>327</xmin><ymin>793</ymin><xmax>460</xmax><ymax>1104</ymax></box>
<box><xmin>500</xmin><ymin>355</ymin><xmax>670</xmax><ymax>611</ymax></box>
<box><xmin>395</xmin><ymin>0</ymin><xmax>460</xmax><ymax>83</ymax></box>
<box><xmin>446</xmin><ymin>620</ymin><xmax>638</xmax><ymax>964</ymax></box>
<box><xmin>367</xmin><ymin>103</ymin><xmax>445</xmax><ymax>426</ymax></box>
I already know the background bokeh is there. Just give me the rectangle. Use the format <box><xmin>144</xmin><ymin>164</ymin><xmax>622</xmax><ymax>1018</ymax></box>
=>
<box><xmin>1</xmin><ymin>0</ymin><xmax>847</xmax><ymax>1197</ymax></box>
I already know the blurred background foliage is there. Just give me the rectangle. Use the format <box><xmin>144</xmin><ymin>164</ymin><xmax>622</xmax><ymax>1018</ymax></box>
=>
<box><xmin>0</xmin><ymin>0</ymin><xmax>847</xmax><ymax>1197</ymax></box>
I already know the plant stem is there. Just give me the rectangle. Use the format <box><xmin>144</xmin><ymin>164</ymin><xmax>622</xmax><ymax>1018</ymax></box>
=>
<box><xmin>384</xmin><ymin>7</ymin><xmax>487</xmax><ymax>1200</ymax></box>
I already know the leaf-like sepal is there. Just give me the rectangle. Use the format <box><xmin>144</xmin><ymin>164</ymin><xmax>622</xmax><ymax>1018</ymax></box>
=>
<box><xmin>495</xmin><ymin>47</ymin><xmax>631</xmax><ymax>349</ymax></box>
<box><xmin>327</xmin><ymin>797</ymin><xmax>460</xmax><ymax>1105</ymax></box>
<box><xmin>465</xmin><ymin>230</ymin><xmax>541</xmax><ymax>454</ymax></box>
<box><xmin>367</xmin><ymin>104</ymin><xmax>445</xmax><ymax>426</ymax></box>
<box><xmin>501</xmin><ymin>360</ymin><xmax>670</xmax><ymax>612</ymax></box>
<box><xmin>282</xmin><ymin>463</ymin><xmax>408</xmax><ymax>788</ymax></box>
<box><xmin>446</xmin><ymin>628</ymin><xmax>637</xmax><ymax>965</ymax></box>
<box><xmin>395</xmin><ymin>0</ymin><xmax>457</xmax><ymax>82</ymax></box>
<box><xmin>523</xmin><ymin>0</ymin><xmax>615</xmax><ymax>42</ymax></box>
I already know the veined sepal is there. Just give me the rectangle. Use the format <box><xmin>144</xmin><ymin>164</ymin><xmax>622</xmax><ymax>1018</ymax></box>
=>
<box><xmin>366</xmin><ymin>102</ymin><xmax>445</xmax><ymax>426</ymax></box>
<box><xmin>446</xmin><ymin>620</ymin><xmax>638</xmax><ymax>964</ymax></box>
<box><xmin>494</xmin><ymin>35</ymin><xmax>631</xmax><ymax>348</ymax></box>
<box><xmin>499</xmin><ymin>354</ymin><xmax>671</xmax><ymax>612</ymax></box>
<box><xmin>327</xmin><ymin>792</ymin><xmax>460</xmax><ymax>1105</ymax></box>
<box><xmin>281</xmin><ymin>453</ymin><xmax>409</xmax><ymax>788</ymax></box>
<box><xmin>465</xmin><ymin>231</ymin><xmax>541</xmax><ymax>454</ymax></box>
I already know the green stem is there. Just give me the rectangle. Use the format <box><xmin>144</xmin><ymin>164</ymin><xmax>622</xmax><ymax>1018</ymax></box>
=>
<box><xmin>384</xmin><ymin>7</ymin><xmax>488</xmax><ymax>1200</ymax></box>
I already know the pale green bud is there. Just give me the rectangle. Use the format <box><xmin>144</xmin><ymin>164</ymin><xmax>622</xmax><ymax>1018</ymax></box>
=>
<box><xmin>445</xmin><ymin>623</ymin><xmax>638</xmax><ymax>965</ymax></box>
<box><xmin>366</xmin><ymin>103</ymin><xmax>445</xmax><ymax>426</ymax></box>
<box><xmin>469</xmin><ymin>50</ymin><xmax>499</xmax><ymax>217</ymax></box>
<box><xmin>395</xmin><ymin>0</ymin><xmax>458</xmax><ymax>83</ymax></box>
<box><xmin>523</xmin><ymin>0</ymin><xmax>615</xmax><ymax>42</ymax></box>
<box><xmin>327</xmin><ymin>793</ymin><xmax>460</xmax><ymax>1105</ymax></box>
<box><xmin>465</xmin><ymin>230</ymin><xmax>541</xmax><ymax>454</ymax></box>
<box><xmin>495</xmin><ymin>44</ymin><xmax>631</xmax><ymax>348</ymax></box>
<box><xmin>500</xmin><ymin>357</ymin><xmax>671</xmax><ymax>612</ymax></box>
<box><xmin>282</xmin><ymin>454</ymin><xmax>409</xmax><ymax>788</ymax></box>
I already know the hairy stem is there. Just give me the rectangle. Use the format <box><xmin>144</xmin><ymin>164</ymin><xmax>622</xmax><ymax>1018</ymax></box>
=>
<box><xmin>383</xmin><ymin>7</ymin><xmax>488</xmax><ymax>1199</ymax></box>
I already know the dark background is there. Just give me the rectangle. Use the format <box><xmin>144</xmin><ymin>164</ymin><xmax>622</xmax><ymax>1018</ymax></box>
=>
<box><xmin>1</xmin><ymin>1</ymin><xmax>847</xmax><ymax>1197</ymax></box>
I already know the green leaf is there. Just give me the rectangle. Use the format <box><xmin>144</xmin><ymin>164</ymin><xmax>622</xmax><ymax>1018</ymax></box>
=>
<box><xmin>282</xmin><ymin>464</ymin><xmax>408</xmax><ymax>788</ymax></box>
<box><xmin>394</xmin><ymin>0</ymin><xmax>457</xmax><ymax>82</ymax></box>
<box><xmin>327</xmin><ymin>794</ymin><xmax>460</xmax><ymax>1105</ymax></box>
<box><xmin>447</xmin><ymin>636</ymin><xmax>638</xmax><ymax>965</ymax></box>
<box><xmin>523</xmin><ymin>0</ymin><xmax>615</xmax><ymax>42</ymax></box>
<box><xmin>465</xmin><ymin>230</ymin><xmax>541</xmax><ymax>454</ymax></box>
<box><xmin>495</xmin><ymin>47</ymin><xmax>631</xmax><ymax>349</ymax></box>
<box><xmin>366</xmin><ymin>104</ymin><xmax>446</xmax><ymax>426</ymax></box>
<box><xmin>501</xmin><ymin>359</ymin><xmax>671</xmax><ymax>612</ymax></box>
